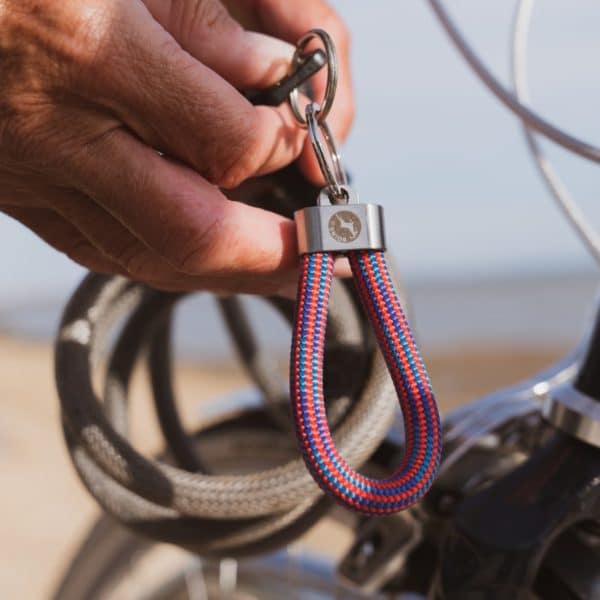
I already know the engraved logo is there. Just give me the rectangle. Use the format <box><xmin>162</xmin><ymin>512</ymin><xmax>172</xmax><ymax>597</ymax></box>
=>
<box><xmin>328</xmin><ymin>211</ymin><xmax>362</xmax><ymax>243</ymax></box>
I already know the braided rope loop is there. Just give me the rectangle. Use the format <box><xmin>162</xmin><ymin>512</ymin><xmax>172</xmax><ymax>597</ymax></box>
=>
<box><xmin>291</xmin><ymin>250</ymin><xmax>442</xmax><ymax>514</ymax></box>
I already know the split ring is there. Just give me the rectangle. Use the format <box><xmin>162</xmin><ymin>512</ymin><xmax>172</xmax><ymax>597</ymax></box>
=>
<box><xmin>289</xmin><ymin>29</ymin><xmax>339</xmax><ymax>127</ymax></box>
<box><xmin>306</xmin><ymin>102</ymin><xmax>347</xmax><ymax>202</ymax></box>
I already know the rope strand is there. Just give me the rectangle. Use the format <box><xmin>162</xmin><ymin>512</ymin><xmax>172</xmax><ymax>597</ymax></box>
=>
<box><xmin>291</xmin><ymin>250</ymin><xmax>441</xmax><ymax>514</ymax></box>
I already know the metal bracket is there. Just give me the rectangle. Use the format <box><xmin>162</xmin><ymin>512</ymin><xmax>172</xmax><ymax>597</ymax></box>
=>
<box><xmin>543</xmin><ymin>384</ymin><xmax>600</xmax><ymax>448</ymax></box>
<box><xmin>294</xmin><ymin>186</ymin><xmax>386</xmax><ymax>254</ymax></box>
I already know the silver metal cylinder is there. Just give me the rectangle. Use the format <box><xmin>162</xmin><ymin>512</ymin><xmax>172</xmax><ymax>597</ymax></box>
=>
<box><xmin>295</xmin><ymin>187</ymin><xmax>386</xmax><ymax>254</ymax></box>
<box><xmin>542</xmin><ymin>384</ymin><xmax>600</xmax><ymax>448</ymax></box>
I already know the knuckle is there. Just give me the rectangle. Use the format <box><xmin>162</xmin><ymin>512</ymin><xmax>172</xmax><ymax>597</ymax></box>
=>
<box><xmin>10</xmin><ymin>0</ymin><xmax>117</xmax><ymax>84</ymax></box>
<box><xmin>208</xmin><ymin>110</ymin><xmax>261</xmax><ymax>189</ymax></box>
<box><xmin>71</xmin><ymin>18</ymin><xmax>127</xmax><ymax>90</ymax></box>
<box><xmin>165</xmin><ymin>211</ymin><xmax>224</xmax><ymax>275</ymax></box>
<box><xmin>171</xmin><ymin>0</ymin><xmax>237</xmax><ymax>42</ymax></box>
<box><xmin>0</xmin><ymin>24</ymin><xmax>56</xmax><ymax>161</ymax></box>
<box><xmin>213</xmin><ymin>159</ymin><xmax>253</xmax><ymax>190</ymax></box>
<box><xmin>188</xmin><ymin>0</ymin><xmax>233</xmax><ymax>30</ymax></box>
<box><xmin>0</xmin><ymin>1</ymin><xmax>119</xmax><ymax>166</ymax></box>
<box><xmin>62</xmin><ymin>237</ymin><xmax>96</xmax><ymax>264</ymax></box>
<box><xmin>111</xmin><ymin>238</ymin><xmax>145</xmax><ymax>274</ymax></box>
<box><xmin>56</xmin><ymin>3</ymin><xmax>144</xmax><ymax>98</ymax></box>
<box><xmin>0</xmin><ymin>109</ymin><xmax>25</xmax><ymax>159</ymax></box>
<box><xmin>65</xmin><ymin>125</ymin><xmax>122</xmax><ymax>186</ymax></box>
<box><xmin>0</xmin><ymin>103</ymin><xmax>65</xmax><ymax>170</ymax></box>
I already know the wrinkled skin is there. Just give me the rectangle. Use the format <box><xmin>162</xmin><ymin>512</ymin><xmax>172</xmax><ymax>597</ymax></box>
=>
<box><xmin>0</xmin><ymin>0</ymin><xmax>353</xmax><ymax>295</ymax></box>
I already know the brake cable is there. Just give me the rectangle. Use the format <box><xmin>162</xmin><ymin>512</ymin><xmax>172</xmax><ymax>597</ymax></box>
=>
<box><xmin>427</xmin><ymin>0</ymin><xmax>600</xmax><ymax>164</ymax></box>
<box><xmin>288</xmin><ymin>30</ymin><xmax>441</xmax><ymax>514</ymax></box>
<box><xmin>510</xmin><ymin>0</ymin><xmax>600</xmax><ymax>266</ymax></box>
<box><xmin>428</xmin><ymin>0</ymin><xmax>600</xmax><ymax>267</ymax></box>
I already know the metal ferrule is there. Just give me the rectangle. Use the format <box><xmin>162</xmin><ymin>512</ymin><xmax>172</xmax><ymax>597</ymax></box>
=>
<box><xmin>542</xmin><ymin>383</ymin><xmax>600</xmax><ymax>448</ymax></box>
<box><xmin>295</xmin><ymin>186</ymin><xmax>386</xmax><ymax>254</ymax></box>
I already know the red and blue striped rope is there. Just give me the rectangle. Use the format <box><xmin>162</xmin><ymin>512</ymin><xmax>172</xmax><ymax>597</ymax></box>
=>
<box><xmin>291</xmin><ymin>249</ymin><xmax>442</xmax><ymax>514</ymax></box>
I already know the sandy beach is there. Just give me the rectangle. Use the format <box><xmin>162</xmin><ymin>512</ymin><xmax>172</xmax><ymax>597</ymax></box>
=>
<box><xmin>0</xmin><ymin>334</ymin><xmax>567</xmax><ymax>599</ymax></box>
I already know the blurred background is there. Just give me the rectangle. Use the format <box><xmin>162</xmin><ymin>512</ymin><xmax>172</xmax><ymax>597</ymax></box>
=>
<box><xmin>1</xmin><ymin>1</ymin><xmax>599</xmax><ymax>597</ymax></box>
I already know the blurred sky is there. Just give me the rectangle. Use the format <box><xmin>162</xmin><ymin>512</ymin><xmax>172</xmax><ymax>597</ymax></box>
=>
<box><xmin>1</xmin><ymin>0</ymin><xmax>599</xmax><ymax>308</ymax></box>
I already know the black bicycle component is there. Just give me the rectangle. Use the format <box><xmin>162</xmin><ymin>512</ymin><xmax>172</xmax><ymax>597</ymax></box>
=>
<box><xmin>339</xmin><ymin>514</ymin><xmax>418</xmax><ymax>593</ymax></box>
<box><xmin>541</xmin><ymin>306</ymin><xmax>600</xmax><ymax>450</ymax></box>
<box><xmin>576</xmin><ymin>308</ymin><xmax>600</xmax><ymax>402</ymax></box>
<box><xmin>435</xmin><ymin>432</ymin><xmax>600</xmax><ymax>599</ymax></box>
<box><xmin>535</xmin><ymin>525</ymin><xmax>600</xmax><ymax>600</ymax></box>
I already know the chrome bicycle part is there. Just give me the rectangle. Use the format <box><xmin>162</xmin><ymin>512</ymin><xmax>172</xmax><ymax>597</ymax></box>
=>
<box><xmin>434</xmin><ymin>427</ymin><xmax>600</xmax><ymax>598</ymax></box>
<box><xmin>438</xmin><ymin>341</ymin><xmax>583</xmax><ymax>475</ymax></box>
<box><xmin>289</xmin><ymin>28</ymin><xmax>339</xmax><ymax>127</ymax></box>
<box><xmin>543</xmin><ymin>384</ymin><xmax>600</xmax><ymax>448</ymax></box>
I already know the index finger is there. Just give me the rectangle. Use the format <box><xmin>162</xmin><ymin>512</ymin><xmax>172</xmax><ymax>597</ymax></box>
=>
<box><xmin>233</xmin><ymin>0</ymin><xmax>354</xmax><ymax>183</ymax></box>
<box><xmin>240</xmin><ymin>1</ymin><xmax>354</xmax><ymax>141</ymax></box>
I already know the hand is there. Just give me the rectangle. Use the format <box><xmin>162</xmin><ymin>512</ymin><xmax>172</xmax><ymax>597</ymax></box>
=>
<box><xmin>0</xmin><ymin>0</ymin><xmax>353</xmax><ymax>295</ymax></box>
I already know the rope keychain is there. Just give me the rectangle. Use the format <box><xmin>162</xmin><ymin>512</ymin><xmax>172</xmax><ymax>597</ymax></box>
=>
<box><xmin>288</xmin><ymin>30</ymin><xmax>442</xmax><ymax>515</ymax></box>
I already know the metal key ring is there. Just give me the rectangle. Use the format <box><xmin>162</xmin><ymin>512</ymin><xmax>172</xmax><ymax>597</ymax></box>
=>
<box><xmin>306</xmin><ymin>102</ymin><xmax>348</xmax><ymax>202</ymax></box>
<box><xmin>289</xmin><ymin>29</ymin><xmax>338</xmax><ymax>127</ymax></box>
